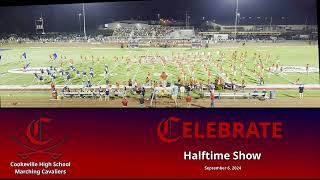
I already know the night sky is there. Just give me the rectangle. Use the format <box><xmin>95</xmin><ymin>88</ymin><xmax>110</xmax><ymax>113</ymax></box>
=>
<box><xmin>0</xmin><ymin>0</ymin><xmax>317</xmax><ymax>33</ymax></box>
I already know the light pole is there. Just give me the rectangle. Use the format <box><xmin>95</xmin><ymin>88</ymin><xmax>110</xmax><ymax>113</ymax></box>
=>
<box><xmin>78</xmin><ymin>13</ymin><xmax>82</xmax><ymax>34</ymax></box>
<box><xmin>234</xmin><ymin>0</ymin><xmax>239</xmax><ymax>40</ymax></box>
<box><xmin>185</xmin><ymin>11</ymin><xmax>188</xmax><ymax>29</ymax></box>
<box><xmin>82</xmin><ymin>3</ymin><xmax>87</xmax><ymax>39</ymax></box>
<box><xmin>157</xmin><ymin>13</ymin><xmax>160</xmax><ymax>25</ymax></box>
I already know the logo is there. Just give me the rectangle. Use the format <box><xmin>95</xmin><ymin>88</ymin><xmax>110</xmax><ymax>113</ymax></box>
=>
<box><xmin>157</xmin><ymin>116</ymin><xmax>181</xmax><ymax>143</ymax></box>
<box><xmin>13</xmin><ymin>117</ymin><xmax>66</xmax><ymax>160</ymax></box>
<box><xmin>157</xmin><ymin>116</ymin><xmax>284</xmax><ymax>143</ymax></box>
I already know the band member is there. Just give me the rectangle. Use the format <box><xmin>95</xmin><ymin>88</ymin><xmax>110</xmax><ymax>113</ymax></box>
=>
<box><xmin>145</xmin><ymin>73</ymin><xmax>151</xmax><ymax>86</ymax></box>
<box><xmin>70</xmin><ymin>63</ymin><xmax>76</xmax><ymax>72</ymax></box>
<box><xmin>66</xmin><ymin>72</ymin><xmax>71</xmax><ymax>82</ymax></box>
<box><xmin>259</xmin><ymin>74</ymin><xmax>265</xmax><ymax>85</ymax></box>
<box><xmin>76</xmin><ymin>70</ymin><xmax>81</xmax><ymax>77</ymax></box>
<box><xmin>60</xmin><ymin>68</ymin><xmax>64</xmax><ymax>76</ymax></box>
<box><xmin>39</xmin><ymin>74</ymin><xmax>44</xmax><ymax>82</ymax></box>
<box><xmin>34</xmin><ymin>73</ymin><xmax>39</xmax><ymax>82</ymax></box>
<box><xmin>82</xmin><ymin>80</ymin><xmax>86</xmax><ymax>91</ymax></box>
<box><xmin>268</xmin><ymin>67</ymin><xmax>272</xmax><ymax>78</ymax></box>
<box><xmin>22</xmin><ymin>63</ymin><xmax>30</xmax><ymax>72</ymax></box>
<box><xmin>51</xmin><ymin>82</ymin><xmax>56</xmax><ymax>92</ymax></box>
<box><xmin>51</xmin><ymin>72</ymin><xmax>56</xmax><ymax>82</ymax></box>
<box><xmin>128</xmin><ymin>79</ymin><xmax>133</xmax><ymax>89</ymax></box>
<box><xmin>104</xmin><ymin>64</ymin><xmax>109</xmax><ymax>72</ymax></box>
<box><xmin>46</xmin><ymin>68</ymin><xmax>51</xmax><ymax>76</ymax></box>
<box><xmin>49</xmin><ymin>54</ymin><xmax>53</xmax><ymax>62</ymax></box>
<box><xmin>83</xmin><ymin>70</ymin><xmax>87</xmax><ymax>78</ymax></box>
<box><xmin>89</xmin><ymin>67</ymin><xmax>94</xmax><ymax>78</ymax></box>
<box><xmin>87</xmin><ymin>79</ymin><xmax>92</xmax><ymax>88</ymax></box>
<box><xmin>241</xmin><ymin>79</ymin><xmax>246</xmax><ymax>90</ymax></box>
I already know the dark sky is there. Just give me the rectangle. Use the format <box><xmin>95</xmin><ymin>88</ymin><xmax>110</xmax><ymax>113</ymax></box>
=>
<box><xmin>0</xmin><ymin>0</ymin><xmax>317</xmax><ymax>33</ymax></box>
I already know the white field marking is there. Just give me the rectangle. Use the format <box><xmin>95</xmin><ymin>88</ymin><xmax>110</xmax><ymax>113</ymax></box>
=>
<box><xmin>278</xmin><ymin>73</ymin><xmax>295</xmax><ymax>84</ymax></box>
<box><xmin>99</xmin><ymin>73</ymin><xmax>118</xmax><ymax>77</ymax></box>
<box><xmin>0</xmin><ymin>74</ymin><xmax>25</xmax><ymax>85</ymax></box>
<box><xmin>308</xmin><ymin>75</ymin><xmax>319</xmax><ymax>82</ymax></box>
<box><xmin>96</xmin><ymin>59</ymin><xmax>120</xmax><ymax>85</ymax></box>
<box><xmin>90</xmin><ymin>47</ymin><xmax>190</xmax><ymax>50</ymax></box>
<box><xmin>29</xmin><ymin>47</ymin><xmax>88</xmax><ymax>49</ymax></box>
<box><xmin>131</xmin><ymin>47</ymin><xmax>153</xmax><ymax>80</ymax></box>
<box><xmin>132</xmin><ymin>63</ymin><xmax>142</xmax><ymax>81</ymax></box>
<box><xmin>2</xmin><ymin>84</ymin><xmax>320</xmax><ymax>91</ymax></box>
<box><xmin>223</xmin><ymin>59</ymin><xmax>259</xmax><ymax>83</ymax></box>
<box><xmin>207</xmin><ymin>61</ymin><xmax>229</xmax><ymax>82</ymax></box>
<box><xmin>153</xmin><ymin>73</ymin><xmax>173</xmax><ymax>77</ymax></box>
<box><xmin>209</xmin><ymin>59</ymin><xmax>232</xmax><ymax>82</ymax></box>
<box><xmin>124</xmin><ymin>60</ymin><xmax>136</xmax><ymax>77</ymax></box>
<box><xmin>186</xmin><ymin>64</ymin><xmax>192</xmax><ymax>75</ymax></box>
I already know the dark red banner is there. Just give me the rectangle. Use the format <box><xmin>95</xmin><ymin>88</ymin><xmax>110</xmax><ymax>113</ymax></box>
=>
<box><xmin>0</xmin><ymin>109</ymin><xmax>319</xmax><ymax>179</ymax></box>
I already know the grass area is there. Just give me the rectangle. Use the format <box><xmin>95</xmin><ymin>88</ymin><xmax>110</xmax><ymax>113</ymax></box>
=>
<box><xmin>0</xmin><ymin>43</ymin><xmax>319</xmax><ymax>87</ymax></box>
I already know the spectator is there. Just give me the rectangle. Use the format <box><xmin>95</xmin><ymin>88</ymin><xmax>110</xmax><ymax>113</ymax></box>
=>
<box><xmin>122</xmin><ymin>97</ymin><xmax>128</xmax><ymax>107</ymax></box>
<box><xmin>299</xmin><ymin>84</ymin><xmax>304</xmax><ymax>99</ymax></box>
<box><xmin>180</xmin><ymin>85</ymin><xmax>185</xmax><ymax>99</ymax></box>
<box><xmin>186</xmin><ymin>84</ymin><xmax>191</xmax><ymax>96</ymax></box>
<box><xmin>139</xmin><ymin>96</ymin><xmax>145</xmax><ymax>108</ymax></box>
<box><xmin>105</xmin><ymin>87</ymin><xmax>110</xmax><ymax>101</ymax></box>
<box><xmin>210</xmin><ymin>91</ymin><xmax>215</xmax><ymax>108</ymax></box>
<box><xmin>186</xmin><ymin>95</ymin><xmax>192</xmax><ymax>108</ymax></box>
<box><xmin>141</xmin><ymin>87</ymin><xmax>146</xmax><ymax>98</ymax></box>
<box><xmin>172</xmin><ymin>85</ymin><xmax>179</xmax><ymax>107</ymax></box>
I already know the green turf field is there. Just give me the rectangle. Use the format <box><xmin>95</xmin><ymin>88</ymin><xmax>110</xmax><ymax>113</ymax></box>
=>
<box><xmin>0</xmin><ymin>43</ymin><xmax>319</xmax><ymax>86</ymax></box>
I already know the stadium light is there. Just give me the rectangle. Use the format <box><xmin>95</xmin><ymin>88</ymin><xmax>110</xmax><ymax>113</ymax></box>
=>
<box><xmin>234</xmin><ymin>0</ymin><xmax>239</xmax><ymax>40</ymax></box>
<box><xmin>82</xmin><ymin>3</ymin><xmax>87</xmax><ymax>39</ymax></box>
<box><xmin>78</xmin><ymin>13</ymin><xmax>82</xmax><ymax>34</ymax></box>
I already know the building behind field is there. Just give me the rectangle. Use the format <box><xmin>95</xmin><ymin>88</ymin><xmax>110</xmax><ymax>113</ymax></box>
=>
<box><xmin>199</xmin><ymin>22</ymin><xmax>318</xmax><ymax>40</ymax></box>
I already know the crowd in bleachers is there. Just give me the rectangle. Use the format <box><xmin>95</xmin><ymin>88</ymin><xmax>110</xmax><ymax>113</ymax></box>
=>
<box><xmin>0</xmin><ymin>34</ymin><xmax>112</xmax><ymax>44</ymax></box>
<box><xmin>112</xmin><ymin>25</ymin><xmax>174</xmax><ymax>38</ymax></box>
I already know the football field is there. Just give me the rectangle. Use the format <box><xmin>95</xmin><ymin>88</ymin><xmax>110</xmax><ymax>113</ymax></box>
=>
<box><xmin>0</xmin><ymin>42</ymin><xmax>319</xmax><ymax>107</ymax></box>
<box><xmin>0</xmin><ymin>42</ymin><xmax>318</xmax><ymax>86</ymax></box>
